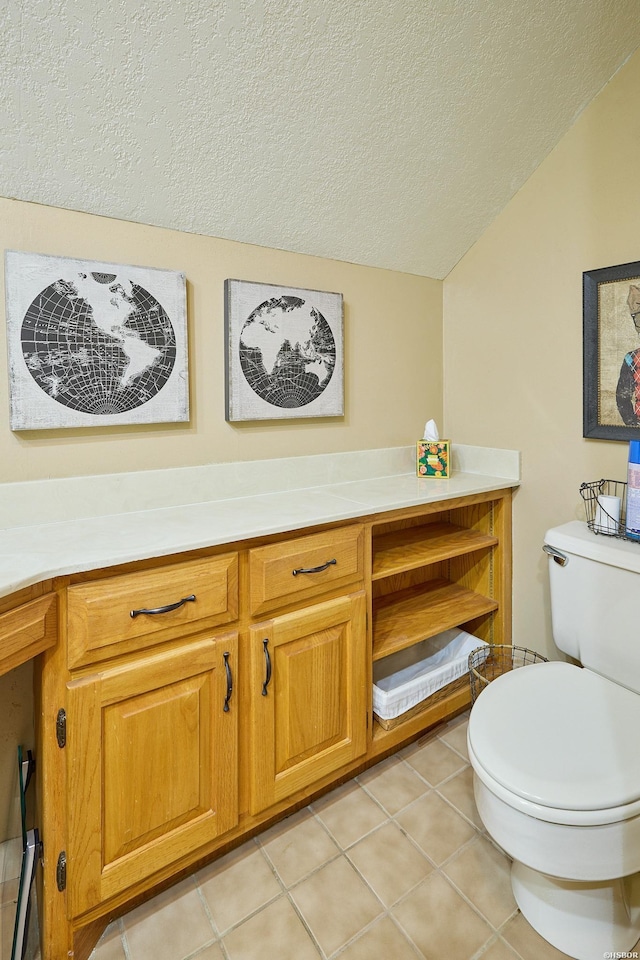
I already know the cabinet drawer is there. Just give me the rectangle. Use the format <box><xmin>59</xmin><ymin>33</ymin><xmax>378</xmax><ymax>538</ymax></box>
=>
<box><xmin>249</xmin><ymin>525</ymin><xmax>364</xmax><ymax>615</ymax></box>
<box><xmin>67</xmin><ymin>554</ymin><xmax>238</xmax><ymax>667</ymax></box>
<box><xmin>0</xmin><ymin>593</ymin><xmax>57</xmax><ymax>677</ymax></box>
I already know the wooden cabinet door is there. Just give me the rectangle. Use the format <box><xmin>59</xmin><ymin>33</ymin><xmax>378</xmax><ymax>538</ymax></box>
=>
<box><xmin>249</xmin><ymin>592</ymin><xmax>367</xmax><ymax>815</ymax></box>
<box><xmin>66</xmin><ymin>633</ymin><xmax>238</xmax><ymax>917</ymax></box>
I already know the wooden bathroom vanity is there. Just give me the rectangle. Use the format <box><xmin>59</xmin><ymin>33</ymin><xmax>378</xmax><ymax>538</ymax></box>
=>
<box><xmin>0</xmin><ymin>477</ymin><xmax>513</xmax><ymax>959</ymax></box>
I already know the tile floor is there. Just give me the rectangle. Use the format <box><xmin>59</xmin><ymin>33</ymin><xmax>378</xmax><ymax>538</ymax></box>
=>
<box><xmin>83</xmin><ymin>712</ymin><xmax>577</xmax><ymax>960</ymax></box>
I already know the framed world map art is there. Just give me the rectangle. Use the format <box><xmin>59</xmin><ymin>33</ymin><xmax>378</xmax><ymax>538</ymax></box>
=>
<box><xmin>5</xmin><ymin>250</ymin><xmax>189</xmax><ymax>430</ymax></box>
<box><xmin>224</xmin><ymin>279</ymin><xmax>344</xmax><ymax>422</ymax></box>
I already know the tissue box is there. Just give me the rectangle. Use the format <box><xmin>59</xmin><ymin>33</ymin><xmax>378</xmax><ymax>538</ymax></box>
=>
<box><xmin>416</xmin><ymin>440</ymin><xmax>450</xmax><ymax>478</ymax></box>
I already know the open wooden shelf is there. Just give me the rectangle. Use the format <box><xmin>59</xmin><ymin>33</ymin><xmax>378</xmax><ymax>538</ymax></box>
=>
<box><xmin>369</xmin><ymin>497</ymin><xmax>506</xmax><ymax>754</ymax></box>
<box><xmin>372</xmin><ymin>522</ymin><xmax>498</xmax><ymax>580</ymax></box>
<box><xmin>372</xmin><ymin>579</ymin><xmax>498</xmax><ymax>661</ymax></box>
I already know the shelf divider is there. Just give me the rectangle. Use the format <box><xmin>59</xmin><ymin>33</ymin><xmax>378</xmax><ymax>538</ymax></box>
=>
<box><xmin>372</xmin><ymin>522</ymin><xmax>498</xmax><ymax>581</ymax></box>
<box><xmin>372</xmin><ymin>579</ymin><xmax>498</xmax><ymax>661</ymax></box>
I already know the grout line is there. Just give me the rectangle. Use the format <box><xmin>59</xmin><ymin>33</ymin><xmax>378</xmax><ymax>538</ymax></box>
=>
<box><xmin>213</xmin><ymin>888</ymin><xmax>285</xmax><ymax>941</ymax></box>
<box><xmin>326</xmin><ymin>910</ymin><xmax>399</xmax><ymax>960</ymax></box>
<box><xmin>310</xmin><ymin>803</ymin><xmax>389</xmax><ymax>853</ymax></box>
<box><xmin>470</xmin><ymin>933</ymin><xmax>506</xmax><ymax>960</ymax></box>
<box><xmin>283</xmin><ymin>889</ymin><xmax>327</xmax><ymax>959</ymax></box>
<box><xmin>259</xmin><ymin>818</ymin><xmax>344</xmax><ymax>892</ymax></box>
<box><xmin>257</xmin><ymin>815</ymin><xmax>390</xmax><ymax>960</ymax></box>
<box><xmin>255</xmin><ymin>827</ymin><xmax>333</xmax><ymax>959</ymax></box>
<box><xmin>189</xmin><ymin>840</ymin><xmax>284</xmax><ymax>944</ymax></box>
<box><xmin>354</xmin><ymin>764</ymin><xmax>432</xmax><ymax>819</ymax></box>
<box><xmin>494</xmin><ymin>917</ymin><xmax>530</xmax><ymax>960</ymax></box>
<box><xmin>193</xmin><ymin>868</ymin><xmax>225</xmax><ymax>942</ymax></box>
<box><xmin>438</xmin><ymin>861</ymin><xmax>514</xmax><ymax>935</ymax></box>
<box><xmin>119</xmin><ymin>918</ymin><xmax>133</xmax><ymax>960</ymax></box>
<box><xmin>432</xmin><ymin>784</ymin><xmax>485</xmax><ymax>833</ymax></box>
<box><xmin>180</xmin><ymin>936</ymin><xmax>224</xmax><ymax>960</ymax></box>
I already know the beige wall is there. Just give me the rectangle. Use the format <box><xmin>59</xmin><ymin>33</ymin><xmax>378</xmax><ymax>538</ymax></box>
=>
<box><xmin>443</xmin><ymin>48</ymin><xmax>640</xmax><ymax>658</ymax></box>
<box><xmin>0</xmin><ymin>198</ymin><xmax>442</xmax><ymax>483</ymax></box>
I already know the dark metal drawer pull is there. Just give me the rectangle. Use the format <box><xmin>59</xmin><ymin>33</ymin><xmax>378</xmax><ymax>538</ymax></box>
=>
<box><xmin>223</xmin><ymin>652</ymin><xmax>233</xmax><ymax>713</ymax></box>
<box><xmin>292</xmin><ymin>558</ymin><xmax>337</xmax><ymax>577</ymax></box>
<box><xmin>262</xmin><ymin>639</ymin><xmax>271</xmax><ymax>696</ymax></box>
<box><xmin>130</xmin><ymin>594</ymin><xmax>196</xmax><ymax>618</ymax></box>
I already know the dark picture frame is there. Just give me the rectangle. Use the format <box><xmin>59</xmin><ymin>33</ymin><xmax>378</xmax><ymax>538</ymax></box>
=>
<box><xmin>583</xmin><ymin>259</ymin><xmax>640</xmax><ymax>440</ymax></box>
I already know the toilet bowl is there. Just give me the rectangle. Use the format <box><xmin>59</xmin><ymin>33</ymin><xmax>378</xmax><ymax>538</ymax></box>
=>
<box><xmin>466</xmin><ymin>520</ymin><xmax>640</xmax><ymax>959</ymax></box>
<box><xmin>468</xmin><ymin>659</ymin><xmax>640</xmax><ymax>960</ymax></box>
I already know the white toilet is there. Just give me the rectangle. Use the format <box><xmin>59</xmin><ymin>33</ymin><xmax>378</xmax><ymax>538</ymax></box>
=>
<box><xmin>467</xmin><ymin>520</ymin><xmax>640</xmax><ymax>960</ymax></box>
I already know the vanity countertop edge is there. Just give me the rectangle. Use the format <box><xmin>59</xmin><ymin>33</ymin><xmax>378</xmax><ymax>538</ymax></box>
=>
<box><xmin>0</xmin><ymin>463</ymin><xmax>519</xmax><ymax>601</ymax></box>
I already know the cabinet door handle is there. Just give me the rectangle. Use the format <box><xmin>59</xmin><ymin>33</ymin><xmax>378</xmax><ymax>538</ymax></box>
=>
<box><xmin>130</xmin><ymin>594</ymin><xmax>196</xmax><ymax>618</ymax></box>
<box><xmin>223</xmin><ymin>651</ymin><xmax>233</xmax><ymax>713</ymax></box>
<box><xmin>292</xmin><ymin>558</ymin><xmax>337</xmax><ymax>577</ymax></box>
<box><xmin>262</xmin><ymin>639</ymin><xmax>271</xmax><ymax>696</ymax></box>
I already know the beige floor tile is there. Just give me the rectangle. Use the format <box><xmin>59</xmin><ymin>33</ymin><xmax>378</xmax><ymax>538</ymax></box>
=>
<box><xmin>357</xmin><ymin>757</ymin><xmax>429</xmax><ymax>815</ymax></box>
<box><xmin>436</xmin><ymin>765</ymin><xmax>484</xmax><ymax>829</ymax></box>
<box><xmin>439</xmin><ymin>718</ymin><xmax>469</xmax><ymax>760</ymax></box>
<box><xmin>397</xmin><ymin>726</ymin><xmax>442</xmax><ymax>754</ymax></box>
<box><xmin>501</xmin><ymin>912</ymin><xmax>573</xmax><ymax>959</ymax></box>
<box><xmin>190</xmin><ymin>945</ymin><xmax>226</xmax><ymax>960</ymax></box>
<box><xmin>4</xmin><ymin>890</ymin><xmax>40</xmax><ymax>960</ymax></box>
<box><xmin>402</xmin><ymin>736</ymin><xmax>467</xmax><ymax>785</ymax></box>
<box><xmin>337</xmin><ymin>915</ymin><xmax>422</xmax><ymax>960</ymax></box>
<box><xmin>478</xmin><ymin>936</ymin><xmax>522</xmax><ymax>960</ymax></box>
<box><xmin>441</xmin><ymin>709</ymin><xmax>470</xmax><ymax>731</ymax></box>
<box><xmin>0</xmin><ymin>877</ymin><xmax>18</xmax><ymax>906</ymax></box>
<box><xmin>392</xmin><ymin>872</ymin><xmax>493</xmax><ymax>960</ymax></box>
<box><xmin>196</xmin><ymin>841</ymin><xmax>281</xmax><ymax>934</ymax></box>
<box><xmin>122</xmin><ymin>876</ymin><xmax>215</xmax><ymax>960</ymax></box>
<box><xmin>223</xmin><ymin>896</ymin><xmax>320</xmax><ymax>960</ymax></box>
<box><xmin>347</xmin><ymin>821</ymin><xmax>433</xmax><ymax>907</ymax></box>
<box><xmin>1</xmin><ymin>900</ymin><xmax>16</xmax><ymax>960</ymax></box>
<box><xmin>259</xmin><ymin>809</ymin><xmax>340</xmax><ymax>886</ymax></box>
<box><xmin>396</xmin><ymin>791</ymin><xmax>476</xmax><ymax>865</ymax></box>
<box><xmin>290</xmin><ymin>856</ymin><xmax>383</xmax><ymax>956</ymax></box>
<box><xmin>0</xmin><ymin>839</ymin><xmax>21</xmax><ymax>883</ymax></box>
<box><xmin>312</xmin><ymin>780</ymin><xmax>388</xmax><ymax>848</ymax></box>
<box><xmin>88</xmin><ymin>920</ymin><xmax>125</xmax><ymax>960</ymax></box>
<box><xmin>443</xmin><ymin>835</ymin><xmax>517</xmax><ymax>927</ymax></box>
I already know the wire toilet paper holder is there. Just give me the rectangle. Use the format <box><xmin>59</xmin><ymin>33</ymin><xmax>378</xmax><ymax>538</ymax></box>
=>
<box><xmin>580</xmin><ymin>479</ymin><xmax>627</xmax><ymax>539</ymax></box>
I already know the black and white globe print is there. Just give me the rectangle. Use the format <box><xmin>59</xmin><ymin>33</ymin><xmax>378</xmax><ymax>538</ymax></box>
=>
<box><xmin>238</xmin><ymin>296</ymin><xmax>336</xmax><ymax>408</ymax></box>
<box><xmin>20</xmin><ymin>272</ymin><xmax>176</xmax><ymax>416</ymax></box>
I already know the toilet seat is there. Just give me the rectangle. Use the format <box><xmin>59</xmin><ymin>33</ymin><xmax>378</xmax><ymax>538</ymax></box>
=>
<box><xmin>468</xmin><ymin>660</ymin><xmax>640</xmax><ymax>825</ymax></box>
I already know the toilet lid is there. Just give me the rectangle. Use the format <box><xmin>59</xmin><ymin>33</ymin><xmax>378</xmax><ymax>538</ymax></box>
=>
<box><xmin>468</xmin><ymin>661</ymin><xmax>640</xmax><ymax>811</ymax></box>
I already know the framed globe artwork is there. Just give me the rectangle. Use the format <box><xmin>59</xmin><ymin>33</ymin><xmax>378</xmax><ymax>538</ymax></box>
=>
<box><xmin>5</xmin><ymin>250</ymin><xmax>189</xmax><ymax>430</ymax></box>
<box><xmin>224</xmin><ymin>279</ymin><xmax>344</xmax><ymax>421</ymax></box>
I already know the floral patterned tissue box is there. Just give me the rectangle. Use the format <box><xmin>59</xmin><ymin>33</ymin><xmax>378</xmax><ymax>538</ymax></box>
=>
<box><xmin>416</xmin><ymin>440</ymin><xmax>450</xmax><ymax>478</ymax></box>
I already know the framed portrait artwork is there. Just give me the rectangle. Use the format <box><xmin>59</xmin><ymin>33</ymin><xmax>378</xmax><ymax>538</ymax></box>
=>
<box><xmin>5</xmin><ymin>250</ymin><xmax>189</xmax><ymax>430</ymax></box>
<box><xmin>583</xmin><ymin>259</ymin><xmax>640</xmax><ymax>440</ymax></box>
<box><xmin>224</xmin><ymin>279</ymin><xmax>344</xmax><ymax>422</ymax></box>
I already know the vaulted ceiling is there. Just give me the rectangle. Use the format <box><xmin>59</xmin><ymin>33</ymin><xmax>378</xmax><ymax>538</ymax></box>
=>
<box><xmin>3</xmin><ymin>1</ymin><xmax>640</xmax><ymax>278</ymax></box>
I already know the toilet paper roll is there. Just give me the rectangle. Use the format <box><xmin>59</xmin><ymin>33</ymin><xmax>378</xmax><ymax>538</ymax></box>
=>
<box><xmin>595</xmin><ymin>494</ymin><xmax>621</xmax><ymax>535</ymax></box>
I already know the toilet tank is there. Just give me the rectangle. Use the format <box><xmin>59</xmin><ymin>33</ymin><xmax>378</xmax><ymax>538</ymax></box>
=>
<box><xmin>544</xmin><ymin>521</ymin><xmax>640</xmax><ymax>694</ymax></box>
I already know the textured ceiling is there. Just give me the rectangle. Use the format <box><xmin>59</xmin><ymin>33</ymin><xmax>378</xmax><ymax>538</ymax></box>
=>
<box><xmin>2</xmin><ymin>1</ymin><xmax>640</xmax><ymax>279</ymax></box>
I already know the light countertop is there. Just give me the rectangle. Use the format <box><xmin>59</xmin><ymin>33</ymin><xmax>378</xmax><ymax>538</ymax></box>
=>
<box><xmin>0</xmin><ymin>445</ymin><xmax>520</xmax><ymax>600</ymax></box>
